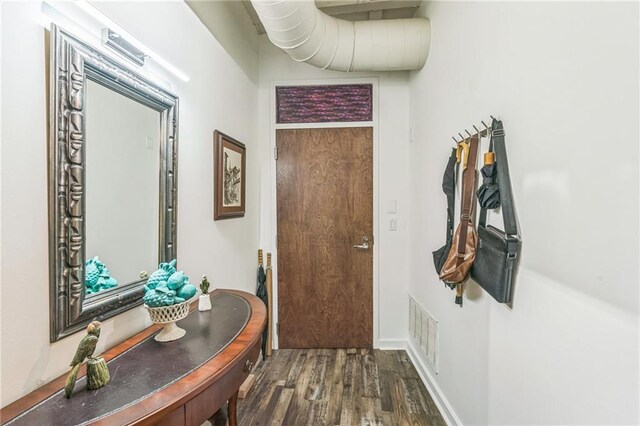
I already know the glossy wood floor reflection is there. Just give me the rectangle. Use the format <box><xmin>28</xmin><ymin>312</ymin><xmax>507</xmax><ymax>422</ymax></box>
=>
<box><xmin>237</xmin><ymin>349</ymin><xmax>446</xmax><ymax>426</ymax></box>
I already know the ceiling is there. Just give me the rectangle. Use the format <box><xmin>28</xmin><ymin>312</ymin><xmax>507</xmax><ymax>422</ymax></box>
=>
<box><xmin>241</xmin><ymin>0</ymin><xmax>423</xmax><ymax>35</ymax></box>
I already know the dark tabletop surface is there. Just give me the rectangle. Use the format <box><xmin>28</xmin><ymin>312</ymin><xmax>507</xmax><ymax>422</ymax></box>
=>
<box><xmin>7</xmin><ymin>292</ymin><xmax>251</xmax><ymax>426</ymax></box>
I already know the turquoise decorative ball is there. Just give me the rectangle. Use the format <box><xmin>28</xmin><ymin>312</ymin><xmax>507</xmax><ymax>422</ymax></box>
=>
<box><xmin>167</xmin><ymin>271</ymin><xmax>187</xmax><ymax>290</ymax></box>
<box><xmin>177</xmin><ymin>283</ymin><xmax>197</xmax><ymax>300</ymax></box>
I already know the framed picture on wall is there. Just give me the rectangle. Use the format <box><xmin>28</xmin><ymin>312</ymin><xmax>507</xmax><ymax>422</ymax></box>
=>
<box><xmin>214</xmin><ymin>130</ymin><xmax>246</xmax><ymax>220</ymax></box>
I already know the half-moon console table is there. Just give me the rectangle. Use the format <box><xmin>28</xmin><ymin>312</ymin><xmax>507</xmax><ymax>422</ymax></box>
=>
<box><xmin>1</xmin><ymin>290</ymin><xmax>266</xmax><ymax>425</ymax></box>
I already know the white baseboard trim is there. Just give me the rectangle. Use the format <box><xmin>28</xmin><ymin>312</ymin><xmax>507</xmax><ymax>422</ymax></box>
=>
<box><xmin>375</xmin><ymin>338</ymin><xmax>407</xmax><ymax>350</ymax></box>
<box><xmin>405</xmin><ymin>339</ymin><xmax>462</xmax><ymax>426</ymax></box>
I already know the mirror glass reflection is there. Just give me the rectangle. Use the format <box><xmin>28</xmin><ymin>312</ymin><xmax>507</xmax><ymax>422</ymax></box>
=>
<box><xmin>84</xmin><ymin>78</ymin><xmax>161</xmax><ymax>296</ymax></box>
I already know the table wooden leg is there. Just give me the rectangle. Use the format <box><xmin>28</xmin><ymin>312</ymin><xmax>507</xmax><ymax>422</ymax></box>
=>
<box><xmin>208</xmin><ymin>391</ymin><xmax>238</xmax><ymax>426</ymax></box>
<box><xmin>228</xmin><ymin>391</ymin><xmax>238</xmax><ymax>426</ymax></box>
<box><xmin>209</xmin><ymin>404</ymin><xmax>227</xmax><ymax>426</ymax></box>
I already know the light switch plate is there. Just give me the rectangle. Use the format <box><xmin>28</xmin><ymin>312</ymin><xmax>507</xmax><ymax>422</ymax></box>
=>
<box><xmin>389</xmin><ymin>218</ymin><xmax>398</xmax><ymax>231</ymax></box>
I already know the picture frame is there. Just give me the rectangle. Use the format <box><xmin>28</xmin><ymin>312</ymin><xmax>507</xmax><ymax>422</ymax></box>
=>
<box><xmin>214</xmin><ymin>130</ymin><xmax>246</xmax><ymax>220</ymax></box>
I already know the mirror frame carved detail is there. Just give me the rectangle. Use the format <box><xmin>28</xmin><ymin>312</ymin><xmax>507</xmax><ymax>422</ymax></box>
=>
<box><xmin>49</xmin><ymin>25</ymin><xmax>179</xmax><ymax>342</ymax></box>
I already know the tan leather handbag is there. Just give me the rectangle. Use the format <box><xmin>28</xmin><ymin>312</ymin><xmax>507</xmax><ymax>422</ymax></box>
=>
<box><xmin>439</xmin><ymin>135</ymin><xmax>480</xmax><ymax>305</ymax></box>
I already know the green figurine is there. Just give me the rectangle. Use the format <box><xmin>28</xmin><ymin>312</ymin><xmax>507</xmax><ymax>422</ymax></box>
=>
<box><xmin>200</xmin><ymin>275</ymin><xmax>210</xmax><ymax>294</ymax></box>
<box><xmin>198</xmin><ymin>275</ymin><xmax>212</xmax><ymax>311</ymax></box>
<box><xmin>64</xmin><ymin>321</ymin><xmax>110</xmax><ymax>397</ymax></box>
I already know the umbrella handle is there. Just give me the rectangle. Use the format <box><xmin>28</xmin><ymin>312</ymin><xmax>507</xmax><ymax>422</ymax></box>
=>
<box><xmin>258</xmin><ymin>249</ymin><xmax>263</xmax><ymax>266</ymax></box>
<box><xmin>484</xmin><ymin>151</ymin><xmax>495</xmax><ymax>166</ymax></box>
<box><xmin>456</xmin><ymin>141</ymin><xmax>470</xmax><ymax>169</ymax></box>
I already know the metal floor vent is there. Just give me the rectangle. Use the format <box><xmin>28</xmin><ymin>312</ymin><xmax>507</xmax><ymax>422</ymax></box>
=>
<box><xmin>409</xmin><ymin>296</ymin><xmax>438</xmax><ymax>373</ymax></box>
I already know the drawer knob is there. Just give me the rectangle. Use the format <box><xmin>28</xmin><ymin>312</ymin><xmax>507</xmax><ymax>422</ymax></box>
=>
<box><xmin>244</xmin><ymin>360</ymin><xmax>254</xmax><ymax>372</ymax></box>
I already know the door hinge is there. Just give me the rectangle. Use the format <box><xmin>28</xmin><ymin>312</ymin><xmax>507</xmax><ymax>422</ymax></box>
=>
<box><xmin>274</xmin><ymin>146</ymin><xmax>278</xmax><ymax>160</ymax></box>
<box><xmin>276</xmin><ymin>322</ymin><xmax>279</xmax><ymax>336</ymax></box>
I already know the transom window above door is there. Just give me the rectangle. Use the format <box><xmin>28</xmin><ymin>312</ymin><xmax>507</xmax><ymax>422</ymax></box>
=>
<box><xmin>276</xmin><ymin>84</ymin><xmax>373</xmax><ymax>124</ymax></box>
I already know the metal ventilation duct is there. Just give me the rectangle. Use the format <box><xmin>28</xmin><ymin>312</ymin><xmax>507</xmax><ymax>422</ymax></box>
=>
<box><xmin>251</xmin><ymin>0</ymin><xmax>430</xmax><ymax>72</ymax></box>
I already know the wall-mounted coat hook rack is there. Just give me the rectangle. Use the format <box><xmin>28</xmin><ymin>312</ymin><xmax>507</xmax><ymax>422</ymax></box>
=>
<box><xmin>451</xmin><ymin>117</ymin><xmax>496</xmax><ymax>144</ymax></box>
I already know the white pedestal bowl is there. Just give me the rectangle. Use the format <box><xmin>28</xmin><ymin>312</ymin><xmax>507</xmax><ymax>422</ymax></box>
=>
<box><xmin>145</xmin><ymin>300</ymin><xmax>190</xmax><ymax>342</ymax></box>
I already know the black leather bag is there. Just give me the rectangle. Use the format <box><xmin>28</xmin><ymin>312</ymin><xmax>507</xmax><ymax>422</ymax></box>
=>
<box><xmin>433</xmin><ymin>148</ymin><xmax>458</xmax><ymax>274</ymax></box>
<box><xmin>471</xmin><ymin>119</ymin><xmax>521</xmax><ymax>303</ymax></box>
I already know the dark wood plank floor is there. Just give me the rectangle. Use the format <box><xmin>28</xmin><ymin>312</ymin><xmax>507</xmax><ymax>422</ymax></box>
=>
<box><xmin>237</xmin><ymin>349</ymin><xmax>446</xmax><ymax>426</ymax></box>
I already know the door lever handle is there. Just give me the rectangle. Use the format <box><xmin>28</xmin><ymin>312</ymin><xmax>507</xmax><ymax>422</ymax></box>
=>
<box><xmin>353</xmin><ymin>236</ymin><xmax>370</xmax><ymax>250</ymax></box>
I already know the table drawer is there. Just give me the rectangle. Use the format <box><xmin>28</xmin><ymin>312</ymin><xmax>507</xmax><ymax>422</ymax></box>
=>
<box><xmin>147</xmin><ymin>406</ymin><xmax>185</xmax><ymax>426</ymax></box>
<box><xmin>185</xmin><ymin>340</ymin><xmax>261</xmax><ymax>425</ymax></box>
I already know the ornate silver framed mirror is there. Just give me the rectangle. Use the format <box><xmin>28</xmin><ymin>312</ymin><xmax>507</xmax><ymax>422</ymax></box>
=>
<box><xmin>49</xmin><ymin>24</ymin><xmax>178</xmax><ymax>342</ymax></box>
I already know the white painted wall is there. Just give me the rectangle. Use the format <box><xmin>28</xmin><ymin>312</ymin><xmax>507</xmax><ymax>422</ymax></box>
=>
<box><xmin>408</xmin><ymin>2</ymin><xmax>639</xmax><ymax>424</ymax></box>
<box><xmin>85</xmin><ymin>79</ymin><xmax>160</xmax><ymax>285</ymax></box>
<box><xmin>3</xmin><ymin>2</ymin><xmax>637</xmax><ymax>423</ymax></box>
<box><xmin>0</xmin><ymin>0</ymin><xmax>259</xmax><ymax>407</ymax></box>
<box><xmin>185</xmin><ymin>0</ymin><xmax>259</xmax><ymax>84</ymax></box>
<box><xmin>258</xmin><ymin>37</ymin><xmax>411</xmax><ymax>347</ymax></box>
<box><xmin>0</xmin><ymin>0</ymin><xmax>5</xmax><ymax>412</ymax></box>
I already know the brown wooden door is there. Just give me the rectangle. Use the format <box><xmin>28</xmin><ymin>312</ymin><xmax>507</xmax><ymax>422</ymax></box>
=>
<box><xmin>276</xmin><ymin>127</ymin><xmax>373</xmax><ymax>349</ymax></box>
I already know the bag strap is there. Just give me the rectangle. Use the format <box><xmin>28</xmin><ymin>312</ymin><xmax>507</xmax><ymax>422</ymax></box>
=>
<box><xmin>444</xmin><ymin>148</ymin><xmax>457</xmax><ymax>243</ymax></box>
<box><xmin>456</xmin><ymin>135</ymin><xmax>480</xmax><ymax>263</ymax></box>
<box><xmin>479</xmin><ymin>119</ymin><xmax>520</xmax><ymax>250</ymax></box>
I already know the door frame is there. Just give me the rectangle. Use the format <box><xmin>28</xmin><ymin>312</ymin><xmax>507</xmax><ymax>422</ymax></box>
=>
<box><xmin>267</xmin><ymin>77</ymin><xmax>380</xmax><ymax>350</ymax></box>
